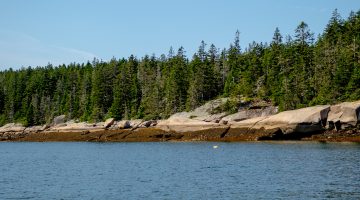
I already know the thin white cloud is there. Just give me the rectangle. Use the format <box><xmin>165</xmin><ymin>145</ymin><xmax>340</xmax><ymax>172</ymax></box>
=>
<box><xmin>0</xmin><ymin>31</ymin><xmax>98</xmax><ymax>70</ymax></box>
<box><xmin>55</xmin><ymin>46</ymin><xmax>97</xmax><ymax>59</ymax></box>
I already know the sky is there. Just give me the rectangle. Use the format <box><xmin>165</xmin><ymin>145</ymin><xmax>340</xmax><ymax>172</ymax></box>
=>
<box><xmin>0</xmin><ymin>0</ymin><xmax>359</xmax><ymax>70</ymax></box>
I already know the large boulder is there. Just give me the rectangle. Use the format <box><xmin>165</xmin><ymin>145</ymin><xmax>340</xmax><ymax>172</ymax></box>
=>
<box><xmin>326</xmin><ymin>100</ymin><xmax>360</xmax><ymax>130</ymax></box>
<box><xmin>140</xmin><ymin>120</ymin><xmax>158</xmax><ymax>128</ymax></box>
<box><xmin>53</xmin><ymin>115</ymin><xmax>66</xmax><ymax>126</ymax></box>
<box><xmin>103</xmin><ymin>118</ymin><xmax>115</xmax><ymax>128</ymax></box>
<box><xmin>259</xmin><ymin>105</ymin><xmax>329</xmax><ymax>129</ymax></box>
<box><xmin>229</xmin><ymin>105</ymin><xmax>330</xmax><ymax>139</ymax></box>
<box><xmin>156</xmin><ymin>116</ymin><xmax>222</xmax><ymax>133</ymax></box>
<box><xmin>117</xmin><ymin>120</ymin><xmax>131</xmax><ymax>129</ymax></box>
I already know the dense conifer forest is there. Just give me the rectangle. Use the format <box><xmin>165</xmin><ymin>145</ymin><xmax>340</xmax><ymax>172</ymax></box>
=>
<box><xmin>0</xmin><ymin>10</ymin><xmax>359</xmax><ymax>126</ymax></box>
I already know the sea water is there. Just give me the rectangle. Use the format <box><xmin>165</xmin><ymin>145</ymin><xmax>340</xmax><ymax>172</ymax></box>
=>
<box><xmin>0</xmin><ymin>142</ymin><xmax>359</xmax><ymax>199</ymax></box>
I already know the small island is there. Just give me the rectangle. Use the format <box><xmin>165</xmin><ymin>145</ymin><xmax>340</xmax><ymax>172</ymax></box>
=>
<box><xmin>0</xmin><ymin>98</ymin><xmax>359</xmax><ymax>142</ymax></box>
<box><xmin>0</xmin><ymin>9</ymin><xmax>359</xmax><ymax>143</ymax></box>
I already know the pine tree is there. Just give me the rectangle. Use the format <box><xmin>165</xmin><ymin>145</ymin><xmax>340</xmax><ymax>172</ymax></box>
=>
<box><xmin>0</xmin><ymin>10</ymin><xmax>359</xmax><ymax>126</ymax></box>
<box><xmin>293</xmin><ymin>21</ymin><xmax>315</xmax><ymax>107</ymax></box>
<box><xmin>264</xmin><ymin>27</ymin><xmax>284</xmax><ymax>104</ymax></box>
<box><xmin>165</xmin><ymin>47</ymin><xmax>188</xmax><ymax>115</ymax></box>
<box><xmin>187</xmin><ymin>54</ymin><xmax>204</xmax><ymax>110</ymax></box>
<box><xmin>138</xmin><ymin>55</ymin><xmax>161</xmax><ymax>119</ymax></box>
<box><xmin>224</xmin><ymin>31</ymin><xmax>242</xmax><ymax>96</ymax></box>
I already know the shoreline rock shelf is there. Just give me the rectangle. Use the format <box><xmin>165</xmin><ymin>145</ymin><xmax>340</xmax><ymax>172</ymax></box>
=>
<box><xmin>1</xmin><ymin>100</ymin><xmax>360</xmax><ymax>142</ymax></box>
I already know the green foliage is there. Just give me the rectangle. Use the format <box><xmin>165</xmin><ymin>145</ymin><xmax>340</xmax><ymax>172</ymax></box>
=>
<box><xmin>0</xmin><ymin>9</ymin><xmax>359</xmax><ymax>126</ymax></box>
<box><xmin>212</xmin><ymin>97</ymin><xmax>246</xmax><ymax>114</ymax></box>
<box><xmin>186</xmin><ymin>41</ymin><xmax>220</xmax><ymax>110</ymax></box>
<box><xmin>0</xmin><ymin>114</ymin><xmax>5</xmax><ymax>127</ymax></box>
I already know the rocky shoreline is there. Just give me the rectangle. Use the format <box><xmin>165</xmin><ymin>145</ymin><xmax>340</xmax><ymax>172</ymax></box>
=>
<box><xmin>1</xmin><ymin>99</ymin><xmax>360</xmax><ymax>143</ymax></box>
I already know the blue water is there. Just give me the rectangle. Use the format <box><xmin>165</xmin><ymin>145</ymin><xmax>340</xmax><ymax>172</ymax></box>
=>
<box><xmin>0</xmin><ymin>142</ymin><xmax>359</xmax><ymax>200</ymax></box>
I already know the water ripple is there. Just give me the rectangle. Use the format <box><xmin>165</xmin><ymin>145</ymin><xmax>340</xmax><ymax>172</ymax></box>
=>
<box><xmin>0</xmin><ymin>142</ymin><xmax>359</xmax><ymax>199</ymax></box>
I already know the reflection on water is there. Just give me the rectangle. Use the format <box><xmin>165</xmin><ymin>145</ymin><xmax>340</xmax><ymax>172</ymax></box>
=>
<box><xmin>0</xmin><ymin>142</ymin><xmax>359</xmax><ymax>199</ymax></box>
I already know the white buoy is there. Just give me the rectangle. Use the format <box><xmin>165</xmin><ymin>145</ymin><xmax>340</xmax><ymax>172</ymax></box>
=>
<box><xmin>213</xmin><ymin>145</ymin><xmax>218</xmax><ymax>149</ymax></box>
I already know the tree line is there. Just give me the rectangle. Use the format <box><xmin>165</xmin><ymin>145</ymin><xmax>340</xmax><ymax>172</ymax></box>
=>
<box><xmin>0</xmin><ymin>9</ymin><xmax>359</xmax><ymax>126</ymax></box>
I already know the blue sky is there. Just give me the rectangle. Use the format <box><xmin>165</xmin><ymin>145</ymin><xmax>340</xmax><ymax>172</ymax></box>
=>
<box><xmin>0</xmin><ymin>0</ymin><xmax>359</xmax><ymax>69</ymax></box>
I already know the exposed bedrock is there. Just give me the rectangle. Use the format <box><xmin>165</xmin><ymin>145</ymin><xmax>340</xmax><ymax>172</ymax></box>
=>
<box><xmin>1</xmin><ymin>100</ymin><xmax>360</xmax><ymax>142</ymax></box>
<box><xmin>227</xmin><ymin>105</ymin><xmax>331</xmax><ymax>140</ymax></box>
<box><xmin>326</xmin><ymin>100</ymin><xmax>360</xmax><ymax>130</ymax></box>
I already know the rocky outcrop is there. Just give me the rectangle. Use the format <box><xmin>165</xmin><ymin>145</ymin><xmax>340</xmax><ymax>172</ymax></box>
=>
<box><xmin>256</xmin><ymin>105</ymin><xmax>330</xmax><ymax>132</ymax></box>
<box><xmin>169</xmin><ymin>98</ymin><xmax>278</xmax><ymax>125</ymax></box>
<box><xmin>220</xmin><ymin>106</ymin><xmax>278</xmax><ymax>124</ymax></box>
<box><xmin>0</xmin><ymin>123</ymin><xmax>26</xmax><ymax>133</ymax></box>
<box><xmin>170</xmin><ymin>98</ymin><xmax>229</xmax><ymax>123</ymax></box>
<box><xmin>326</xmin><ymin>100</ymin><xmax>360</xmax><ymax>130</ymax></box>
<box><xmin>0</xmin><ymin>123</ymin><xmax>27</xmax><ymax>140</ymax></box>
<box><xmin>1</xmin><ymin>99</ymin><xmax>360</xmax><ymax>142</ymax></box>
<box><xmin>48</xmin><ymin>122</ymin><xmax>104</xmax><ymax>132</ymax></box>
<box><xmin>157</xmin><ymin>116</ymin><xmax>223</xmax><ymax>133</ymax></box>
<box><xmin>227</xmin><ymin>105</ymin><xmax>331</xmax><ymax>140</ymax></box>
<box><xmin>24</xmin><ymin>125</ymin><xmax>46</xmax><ymax>133</ymax></box>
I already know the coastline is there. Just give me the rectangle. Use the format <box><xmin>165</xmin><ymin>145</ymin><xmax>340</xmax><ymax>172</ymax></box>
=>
<box><xmin>1</xmin><ymin>99</ymin><xmax>360</xmax><ymax>143</ymax></box>
<box><xmin>3</xmin><ymin>127</ymin><xmax>360</xmax><ymax>143</ymax></box>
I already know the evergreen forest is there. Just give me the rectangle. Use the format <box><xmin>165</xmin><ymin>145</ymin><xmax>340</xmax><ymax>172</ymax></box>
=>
<box><xmin>0</xmin><ymin>10</ymin><xmax>359</xmax><ymax>126</ymax></box>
